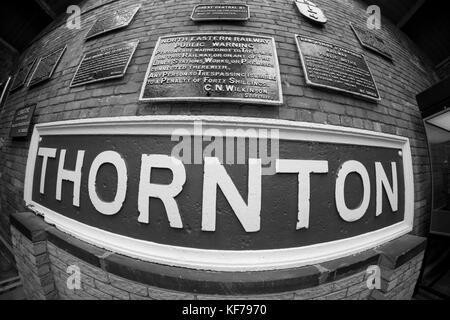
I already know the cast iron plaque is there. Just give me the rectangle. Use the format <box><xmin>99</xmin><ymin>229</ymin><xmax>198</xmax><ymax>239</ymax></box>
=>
<box><xmin>350</xmin><ymin>23</ymin><xmax>392</xmax><ymax>60</ymax></box>
<box><xmin>10</xmin><ymin>58</ymin><xmax>36</xmax><ymax>92</ymax></box>
<box><xmin>10</xmin><ymin>104</ymin><xmax>36</xmax><ymax>138</ymax></box>
<box><xmin>28</xmin><ymin>46</ymin><xmax>66</xmax><ymax>88</ymax></box>
<box><xmin>70</xmin><ymin>40</ymin><xmax>139</xmax><ymax>87</ymax></box>
<box><xmin>191</xmin><ymin>4</ymin><xmax>250</xmax><ymax>21</ymax></box>
<box><xmin>139</xmin><ymin>33</ymin><xmax>283</xmax><ymax>105</ymax></box>
<box><xmin>85</xmin><ymin>5</ymin><xmax>140</xmax><ymax>40</ymax></box>
<box><xmin>295</xmin><ymin>35</ymin><xmax>381</xmax><ymax>102</ymax></box>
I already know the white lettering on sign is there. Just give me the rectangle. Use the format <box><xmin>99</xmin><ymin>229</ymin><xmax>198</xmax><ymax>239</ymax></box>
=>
<box><xmin>335</xmin><ymin>160</ymin><xmax>371</xmax><ymax>222</ymax></box>
<box><xmin>38</xmin><ymin>147</ymin><xmax>57</xmax><ymax>194</ymax></box>
<box><xmin>202</xmin><ymin>157</ymin><xmax>262</xmax><ymax>232</ymax></box>
<box><xmin>88</xmin><ymin>151</ymin><xmax>128</xmax><ymax>216</ymax></box>
<box><xmin>276</xmin><ymin>160</ymin><xmax>329</xmax><ymax>230</ymax></box>
<box><xmin>56</xmin><ymin>149</ymin><xmax>85</xmax><ymax>207</ymax></box>
<box><xmin>34</xmin><ymin>149</ymin><xmax>401</xmax><ymax>232</ymax></box>
<box><xmin>375</xmin><ymin>162</ymin><xmax>398</xmax><ymax>216</ymax></box>
<box><xmin>138</xmin><ymin>154</ymin><xmax>186</xmax><ymax>228</ymax></box>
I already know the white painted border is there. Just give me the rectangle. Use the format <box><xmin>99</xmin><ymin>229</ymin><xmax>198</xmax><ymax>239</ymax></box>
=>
<box><xmin>138</xmin><ymin>33</ymin><xmax>283</xmax><ymax>105</ymax></box>
<box><xmin>190</xmin><ymin>4</ymin><xmax>250</xmax><ymax>21</ymax></box>
<box><xmin>24</xmin><ymin>115</ymin><xmax>414</xmax><ymax>271</ymax></box>
<box><xmin>69</xmin><ymin>40</ymin><xmax>139</xmax><ymax>87</ymax></box>
<box><xmin>85</xmin><ymin>5</ymin><xmax>141</xmax><ymax>41</ymax></box>
<box><xmin>295</xmin><ymin>34</ymin><xmax>382</xmax><ymax>103</ymax></box>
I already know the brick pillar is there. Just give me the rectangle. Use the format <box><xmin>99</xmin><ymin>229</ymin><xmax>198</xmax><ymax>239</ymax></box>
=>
<box><xmin>10</xmin><ymin>212</ymin><xmax>57</xmax><ymax>300</ymax></box>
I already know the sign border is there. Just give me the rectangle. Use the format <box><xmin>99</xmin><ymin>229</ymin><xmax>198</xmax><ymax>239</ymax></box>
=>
<box><xmin>27</xmin><ymin>46</ymin><xmax>67</xmax><ymax>88</ymax></box>
<box><xmin>85</xmin><ymin>5</ymin><xmax>141</xmax><ymax>40</ymax></box>
<box><xmin>24</xmin><ymin>115</ymin><xmax>414</xmax><ymax>271</ymax></box>
<box><xmin>295</xmin><ymin>34</ymin><xmax>382</xmax><ymax>102</ymax></box>
<box><xmin>350</xmin><ymin>23</ymin><xmax>393</xmax><ymax>61</ymax></box>
<box><xmin>190</xmin><ymin>4</ymin><xmax>250</xmax><ymax>21</ymax></box>
<box><xmin>139</xmin><ymin>32</ymin><xmax>284</xmax><ymax>106</ymax></box>
<box><xmin>69</xmin><ymin>40</ymin><xmax>139</xmax><ymax>88</ymax></box>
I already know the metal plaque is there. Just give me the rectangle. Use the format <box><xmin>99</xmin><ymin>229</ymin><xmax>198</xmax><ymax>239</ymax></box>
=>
<box><xmin>0</xmin><ymin>76</ymin><xmax>12</xmax><ymax>109</ymax></box>
<box><xmin>350</xmin><ymin>23</ymin><xmax>393</xmax><ymax>60</ymax></box>
<box><xmin>294</xmin><ymin>0</ymin><xmax>327</xmax><ymax>24</ymax></box>
<box><xmin>24</xmin><ymin>116</ymin><xmax>414</xmax><ymax>270</ymax></box>
<box><xmin>70</xmin><ymin>40</ymin><xmax>139</xmax><ymax>87</ymax></box>
<box><xmin>28</xmin><ymin>46</ymin><xmax>66</xmax><ymax>88</ymax></box>
<box><xmin>10</xmin><ymin>104</ymin><xmax>36</xmax><ymax>138</ymax></box>
<box><xmin>295</xmin><ymin>35</ymin><xmax>381</xmax><ymax>102</ymax></box>
<box><xmin>10</xmin><ymin>58</ymin><xmax>36</xmax><ymax>92</ymax></box>
<box><xmin>85</xmin><ymin>5</ymin><xmax>140</xmax><ymax>40</ymax></box>
<box><xmin>139</xmin><ymin>33</ymin><xmax>283</xmax><ymax>105</ymax></box>
<box><xmin>191</xmin><ymin>4</ymin><xmax>250</xmax><ymax>21</ymax></box>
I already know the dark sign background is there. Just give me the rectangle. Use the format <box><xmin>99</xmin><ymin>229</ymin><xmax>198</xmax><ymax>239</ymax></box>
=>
<box><xmin>32</xmin><ymin>135</ymin><xmax>405</xmax><ymax>250</ymax></box>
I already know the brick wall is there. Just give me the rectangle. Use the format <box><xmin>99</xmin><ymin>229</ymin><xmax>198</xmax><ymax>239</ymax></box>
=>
<box><xmin>10</xmin><ymin>212</ymin><xmax>426</xmax><ymax>300</ymax></box>
<box><xmin>0</xmin><ymin>0</ymin><xmax>438</xmax><ymax>239</ymax></box>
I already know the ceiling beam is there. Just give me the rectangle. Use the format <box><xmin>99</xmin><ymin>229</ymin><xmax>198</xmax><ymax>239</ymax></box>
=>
<box><xmin>0</xmin><ymin>37</ymin><xmax>19</xmax><ymax>54</ymax></box>
<box><xmin>397</xmin><ymin>0</ymin><xmax>426</xmax><ymax>29</ymax></box>
<box><xmin>34</xmin><ymin>0</ymin><xmax>57</xmax><ymax>19</ymax></box>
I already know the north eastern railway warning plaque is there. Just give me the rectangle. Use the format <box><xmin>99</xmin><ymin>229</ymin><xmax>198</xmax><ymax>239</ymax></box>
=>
<box><xmin>86</xmin><ymin>5</ymin><xmax>140</xmax><ymax>40</ymax></box>
<box><xmin>70</xmin><ymin>40</ymin><xmax>139</xmax><ymax>87</ymax></box>
<box><xmin>191</xmin><ymin>4</ymin><xmax>250</xmax><ymax>21</ymax></box>
<box><xmin>295</xmin><ymin>35</ymin><xmax>381</xmax><ymax>102</ymax></box>
<box><xmin>28</xmin><ymin>46</ymin><xmax>66</xmax><ymax>88</ymax></box>
<box><xmin>139</xmin><ymin>33</ymin><xmax>283</xmax><ymax>105</ymax></box>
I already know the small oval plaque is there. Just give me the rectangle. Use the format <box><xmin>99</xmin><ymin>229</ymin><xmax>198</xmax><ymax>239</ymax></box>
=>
<box><xmin>295</xmin><ymin>0</ymin><xmax>327</xmax><ymax>24</ymax></box>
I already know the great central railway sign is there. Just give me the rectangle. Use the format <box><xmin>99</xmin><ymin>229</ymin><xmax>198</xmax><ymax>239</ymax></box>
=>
<box><xmin>24</xmin><ymin>116</ymin><xmax>413</xmax><ymax>271</ymax></box>
<box><xmin>295</xmin><ymin>35</ymin><xmax>381</xmax><ymax>102</ymax></box>
<box><xmin>139</xmin><ymin>33</ymin><xmax>283</xmax><ymax>105</ymax></box>
<box><xmin>191</xmin><ymin>4</ymin><xmax>250</xmax><ymax>21</ymax></box>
